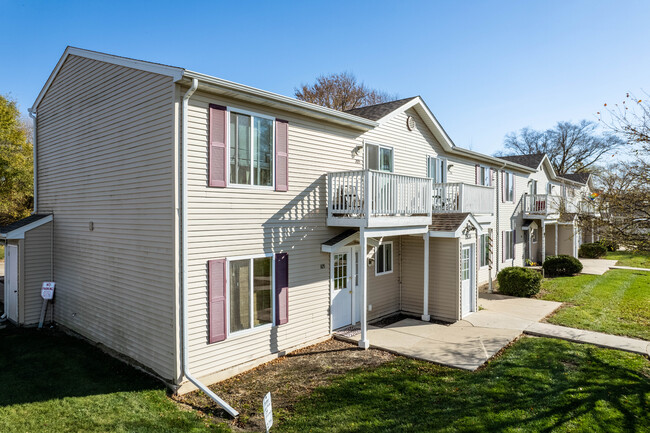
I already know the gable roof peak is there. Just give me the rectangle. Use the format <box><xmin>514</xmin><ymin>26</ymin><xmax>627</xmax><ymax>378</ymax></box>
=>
<box><xmin>343</xmin><ymin>96</ymin><xmax>419</xmax><ymax>121</ymax></box>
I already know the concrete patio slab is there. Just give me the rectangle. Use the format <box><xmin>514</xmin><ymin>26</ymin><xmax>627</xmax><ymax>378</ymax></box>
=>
<box><xmin>526</xmin><ymin>322</ymin><xmax>650</xmax><ymax>356</ymax></box>
<box><xmin>579</xmin><ymin>258</ymin><xmax>617</xmax><ymax>275</ymax></box>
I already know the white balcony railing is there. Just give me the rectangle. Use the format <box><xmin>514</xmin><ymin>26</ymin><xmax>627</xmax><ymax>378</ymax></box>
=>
<box><xmin>431</xmin><ymin>183</ymin><xmax>494</xmax><ymax>214</ymax></box>
<box><xmin>524</xmin><ymin>194</ymin><xmax>561</xmax><ymax>215</ymax></box>
<box><xmin>328</xmin><ymin>170</ymin><xmax>432</xmax><ymax>226</ymax></box>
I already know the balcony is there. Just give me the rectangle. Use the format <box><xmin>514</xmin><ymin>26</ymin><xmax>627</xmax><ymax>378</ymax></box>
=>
<box><xmin>431</xmin><ymin>183</ymin><xmax>494</xmax><ymax>214</ymax></box>
<box><xmin>327</xmin><ymin>170</ymin><xmax>432</xmax><ymax>227</ymax></box>
<box><xmin>523</xmin><ymin>194</ymin><xmax>561</xmax><ymax>217</ymax></box>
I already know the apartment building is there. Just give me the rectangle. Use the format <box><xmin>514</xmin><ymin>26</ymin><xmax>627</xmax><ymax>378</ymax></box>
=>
<box><xmin>1</xmin><ymin>48</ymin><xmax>597</xmax><ymax>405</ymax></box>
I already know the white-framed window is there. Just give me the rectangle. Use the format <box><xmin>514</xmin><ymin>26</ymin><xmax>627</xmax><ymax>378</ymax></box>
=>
<box><xmin>480</xmin><ymin>233</ymin><xmax>490</xmax><ymax>267</ymax></box>
<box><xmin>427</xmin><ymin>156</ymin><xmax>447</xmax><ymax>183</ymax></box>
<box><xmin>366</xmin><ymin>143</ymin><xmax>393</xmax><ymax>172</ymax></box>
<box><xmin>228</xmin><ymin>108</ymin><xmax>275</xmax><ymax>188</ymax></box>
<box><xmin>478</xmin><ymin>165</ymin><xmax>491</xmax><ymax>186</ymax></box>
<box><xmin>228</xmin><ymin>254</ymin><xmax>274</xmax><ymax>335</ymax></box>
<box><xmin>375</xmin><ymin>241</ymin><xmax>393</xmax><ymax>276</ymax></box>
<box><xmin>529</xmin><ymin>179</ymin><xmax>537</xmax><ymax>196</ymax></box>
<box><xmin>504</xmin><ymin>231</ymin><xmax>514</xmax><ymax>261</ymax></box>
<box><xmin>504</xmin><ymin>172</ymin><xmax>515</xmax><ymax>202</ymax></box>
<box><xmin>546</xmin><ymin>183</ymin><xmax>553</xmax><ymax>195</ymax></box>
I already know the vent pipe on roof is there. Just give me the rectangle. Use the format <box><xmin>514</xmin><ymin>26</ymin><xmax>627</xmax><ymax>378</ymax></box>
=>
<box><xmin>180</xmin><ymin>78</ymin><xmax>238</xmax><ymax>417</ymax></box>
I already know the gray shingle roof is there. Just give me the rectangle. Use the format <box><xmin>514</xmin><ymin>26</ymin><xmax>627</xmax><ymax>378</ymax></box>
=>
<box><xmin>497</xmin><ymin>153</ymin><xmax>546</xmax><ymax>169</ymax></box>
<box><xmin>344</xmin><ymin>97</ymin><xmax>418</xmax><ymax>121</ymax></box>
<box><xmin>561</xmin><ymin>173</ymin><xmax>590</xmax><ymax>184</ymax></box>
<box><xmin>0</xmin><ymin>214</ymin><xmax>50</xmax><ymax>235</ymax></box>
<box><xmin>429</xmin><ymin>213</ymin><xmax>471</xmax><ymax>232</ymax></box>
<box><xmin>322</xmin><ymin>229</ymin><xmax>358</xmax><ymax>247</ymax></box>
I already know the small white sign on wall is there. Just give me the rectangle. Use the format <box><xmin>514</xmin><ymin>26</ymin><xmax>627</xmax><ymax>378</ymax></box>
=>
<box><xmin>263</xmin><ymin>392</ymin><xmax>273</xmax><ymax>432</ymax></box>
<box><xmin>41</xmin><ymin>282</ymin><xmax>56</xmax><ymax>300</ymax></box>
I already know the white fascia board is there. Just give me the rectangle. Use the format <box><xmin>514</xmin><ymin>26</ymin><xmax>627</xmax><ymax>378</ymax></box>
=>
<box><xmin>182</xmin><ymin>71</ymin><xmax>377</xmax><ymax>131</ymax></box>
<box><xmin>3</xmin><ymin>215</ymin><xmax>53</xmax><ymax>240</ymax></box>
<box><xmin>429</xmin><ymin>231</ymin><xmax>457</xmax><ymax>238</ymax></box>
<box><xmin>31</xmin><ymin>47</ymin><xmax>184</xmax><ymax>111</ymax></box>
<box><xmin>363</xmin><ymin>226</ymin><xmax>429</xmax><ymax>237</ymax></box>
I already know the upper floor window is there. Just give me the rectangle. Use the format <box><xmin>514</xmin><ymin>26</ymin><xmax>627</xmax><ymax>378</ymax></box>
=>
<box><xmin>546</xmin><ymin>183</ymin><xmax>553</xmax><ymax>195</ymax></box>
<box><xmin>504</xmin><ymin>172</ymin><xmax>515</xmax><ymax>202</ymax></box>
<box><xmin>366</xmin><ymin>143</ymin><xmax>393</xmax><ymax>172</ymax></box>
<box><xmin>229</xmin><ymin>111</ymin><xmax>274</xmax><ymax>187</ymax></box>
<box><xmin>427</xmin><ymin>156</ymin><xmax>447</xmax><ymax>183</ymax></box>
<box><xmin>529</xmin><ymin>179</ymin><xmax>537</xmax><ymax>196</ymax></box>
<box><xmin>478</xmin><ymin>165</ymin><xmax>491</xmax><ymax>186</ymax></box>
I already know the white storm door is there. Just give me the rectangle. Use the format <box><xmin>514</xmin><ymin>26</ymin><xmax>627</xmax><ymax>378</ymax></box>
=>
<box><xmin>461</xmin><ymin>245</ymin><xmax>475</xmax><ymax>317</ymax></box>
<box><xmin>5</xmin><ymin>244</ymin><xmax>19</xmax><ymax>322</ymax></box>
<box><xmin>351</xmin><ymin>246</ymin><xmax>361</xmax><ymax>324</ymax></box>
<box><xmin>331</xmin><ymin>249</ymin><xmax>353</xmax><ymax>329</ymax></box>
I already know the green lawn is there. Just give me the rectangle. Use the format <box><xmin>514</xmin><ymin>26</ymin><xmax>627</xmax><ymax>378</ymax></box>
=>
<box><xmin>279</xmin><ymin>338</ymin><xmax>649</xmax><ymax>433</ymax></box>
<box><xmin>538</xmin><ymin>270</ymin><xmax>650</xmax><ymax>340</ymax></box>
<box><xmin>0</xmin><ymin>328</ymin><xmax>227</xmax><ymax>433</ymax></box>
<box><xmin>605</xmin><ymin>250</ymin><xmax>650</xmax><ymax>268</ymax></box>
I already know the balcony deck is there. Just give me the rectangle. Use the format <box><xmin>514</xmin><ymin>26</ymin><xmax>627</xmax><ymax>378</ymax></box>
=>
<box><xmin>431</xmin><ymin>182</ymin><xmax>494</xmax><ymax>215</ymax></box>
<box><xmin>327</xmin><ymin>170</ymin><xmax>432</xmax><ymax>228</ymax></box>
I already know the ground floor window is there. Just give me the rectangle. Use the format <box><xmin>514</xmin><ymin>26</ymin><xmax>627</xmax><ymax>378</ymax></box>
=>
<box><xmin>229</xmin><ymin>256</ymin><xmax>273</xmax><ymax>333</ymax></box>
<box><xmin>504</xmin><ymin>231</ymin><xmax>514</xmax><ymax>261</ymax></box>
<box><xmin>480</xmin><ymin>234</ymin><xmax>490</xmax><ymax>267</ymax></box>
<box><xmin>375</xmin><ymin>242</ymin><xmax>393</xmax><ymax>275</ymax></box>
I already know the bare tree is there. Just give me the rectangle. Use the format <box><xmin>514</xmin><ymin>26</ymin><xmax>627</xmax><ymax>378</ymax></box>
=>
<box><xmin>588</xmin><ymin>94</ymin><xmax>650</xmax><ymax>251</ymax></box>
<box><xmin>295</xmin><ymin>72</ymin><xmax>396</xmax><ymax>111</ymax></box>
<box><xmin>499</xmin><ymin>120</ymin><xmax>623</xmax><ymax>175</ymax></box>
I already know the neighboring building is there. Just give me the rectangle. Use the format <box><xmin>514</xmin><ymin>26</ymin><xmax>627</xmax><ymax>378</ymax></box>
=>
<box><xmin>0</xmin><ymin>48</ymin><xmax>596</xmax><ymax>409</ymax></box>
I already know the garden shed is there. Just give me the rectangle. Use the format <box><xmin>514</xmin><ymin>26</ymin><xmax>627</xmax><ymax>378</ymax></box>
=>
<box><xmin>1</xmin><ymin>214</ymin><xmax>53</xmax><ymax>326</ymax></box>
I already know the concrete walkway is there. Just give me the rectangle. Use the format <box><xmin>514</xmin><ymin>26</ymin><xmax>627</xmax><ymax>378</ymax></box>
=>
<box><xmin>579</xmin><ymin>258</ymin><xmax>617</xmax><ymax>275</ymax></box>
<box><xmin>609</xmin><ymin>265</ymin><xmax>650</xmax><ymax>272</ymax></box>
<box><xmin>336</xmin><ymin>292</ymin><xmax>650</xmax><ymax>371</ymax></box>
<box><xmin>526</xmin><ymin>322</ymin><xmax>650</xmax><ymax>356</ymax></box>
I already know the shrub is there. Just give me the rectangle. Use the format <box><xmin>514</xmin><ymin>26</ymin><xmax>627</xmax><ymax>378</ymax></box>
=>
<box><xmin>497</xmin><ymin>267</ymin><xmax>542</xmax><ymax>297</ymax></box>
<box><xmin>579</xmin><ymin>242</ymin><xmax>607</xmax><ymax>258</ymax></box>
<box><xmin>543</xmin><ymin>255</ymin><xmax>583</xmax><ymax>276</ymax></box>
<box><xmin>598</xmin><ymin>239</ymin><xmax>619</xmax><ymax>252</ymax></box>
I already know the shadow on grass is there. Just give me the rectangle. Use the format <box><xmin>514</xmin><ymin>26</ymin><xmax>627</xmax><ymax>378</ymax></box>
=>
<box><xmin>0</xmin><ymin>327</ymin><xmax>162</xmax><ymax>406</ymax></box>
<box><xmin>280</xmin><ymin>338</ymin><xmax>650</xmax><ymax>433</ymax></box>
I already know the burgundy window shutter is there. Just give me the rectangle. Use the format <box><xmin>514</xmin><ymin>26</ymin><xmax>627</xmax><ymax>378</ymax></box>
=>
<box><xmin>209</xmin><ymin>104</ymin><xmax>227</xmax><ymax>187</ymax></box>
<box><xmin>475</xmin><ymin>164</ymin><xmax>479</xmax><ymax>185</ymax></box>
<box><xmin>275</xmin><ymin>120</ymin><xmax>289</xmax><ymax>192</ymax></box>
<box><xmin>208</xmin><ymin>259</ymin><xmax>227</xmax><ymax>343</ymax></box>
<box><xmin>275</xmin><ymin>252</ymin><xmax>289</xmax><ymax>325</ymax></box>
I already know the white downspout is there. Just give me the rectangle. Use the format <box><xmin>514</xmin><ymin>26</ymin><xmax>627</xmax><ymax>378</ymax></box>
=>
<box><xmin>181</xmin><ymin>78</ymin><xmax>238</xmax><ymax>417</ymax></box>
<box><xmin>28</xmin><ymin>108</ymin><xmax>37</xmax><ymax>213</ymax></box>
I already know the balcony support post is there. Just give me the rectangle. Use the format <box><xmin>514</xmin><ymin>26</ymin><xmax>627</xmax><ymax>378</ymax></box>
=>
<box><xmin>422</xmin><ymin>233</ymin><xmax>430</xmax><ymax>322</ymax></box>
<box><xmin>358</xmin><ymin>228</ymin><xmax>370</xmax><ymax>349</ymax></box>
<box><xmin>541</xmin><ymin>221</ymin><xmax>546</xmax><ymax>263</ymax></box>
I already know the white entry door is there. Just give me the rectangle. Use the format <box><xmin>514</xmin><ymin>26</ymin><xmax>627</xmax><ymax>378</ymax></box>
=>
<box><xmin>331</xmin><ymin>246</ymin><xmax>360</xmax><ymax>330</ymax></box>
<box><xmin>461</xmin><ymin>244</ymin><xmax>475</xmax><ymax>317</ymax></box>
<box><xmin>5</xmin><ymin>244</ymin><xmax>19</xmax><ymax>322</ymax></box>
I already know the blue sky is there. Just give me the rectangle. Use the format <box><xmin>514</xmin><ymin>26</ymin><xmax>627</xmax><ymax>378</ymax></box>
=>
<box><xmin>3</xmin><ymin>0</ymin><xmax>648</xmax><ymax>155</ymax></box>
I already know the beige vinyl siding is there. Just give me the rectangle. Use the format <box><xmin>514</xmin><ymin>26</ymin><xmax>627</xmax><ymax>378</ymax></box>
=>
<box><xmin>36</xmin><ymin>55</ymin><xmax>177</xmax><ymax>380</ymax></box>
<box><xmin>22</xmin><ymin>223</ymin><xmax>53</xmax><ymax>325</ymax></box>
<box><xmin>545</xmin><ymin>224</ymin><xmax>557</xmax><ymax>257</ymax></box>
<box><xmin>185</xmin><ymin>89</ymin><xmax>365</xmax><ymax>378</ymax></box>
<box><xmin>496</xmin><ymin>170</ymin><xmax>527</xmax><ymax>270</ymax></box>
<box><xmin>558</xmin><ymin>225</ymin><xmax>575</xmax><ymax>256</ymax></box>
<box><xmin>401</xmin><ymin>236</ymin><xmax>460</xmax><ymax>322</ymax></box>
<box><xmin>367</xmin><ymin>237</ymin><xmax>400</xmax><ymax>321</ymax></box>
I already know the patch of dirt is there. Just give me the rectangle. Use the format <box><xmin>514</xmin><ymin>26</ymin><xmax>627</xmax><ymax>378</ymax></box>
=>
<box><xmin>370</xmin><ymin>313</ymin><xmax>416</xmax><ymax>328</ymax></box>
<box><xmin>176</xmin><ymin>338</ymin><xmax>396</xmax><ymax>431</ymax></box>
